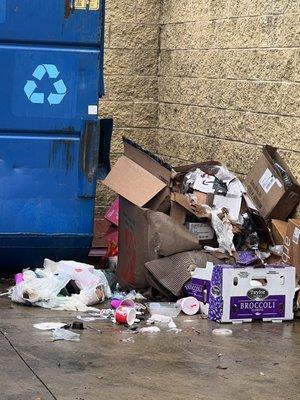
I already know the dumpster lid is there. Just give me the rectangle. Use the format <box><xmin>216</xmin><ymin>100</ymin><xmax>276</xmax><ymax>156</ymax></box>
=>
<box><xmin>102</xmin><ymin>137</ymin><xmax>172</xmax><ymax>207</ymax></box>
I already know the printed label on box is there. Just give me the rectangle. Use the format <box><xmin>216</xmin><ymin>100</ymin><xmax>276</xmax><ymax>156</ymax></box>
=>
<box><xmin>259</xmin><ymin>168</ymin><xmax>276</xmax><ymax>194</ymax></box>
<box><xmin>292</xmin><ymin>227</ymin><xmax>300</xmax><ymax>245</ymax></box>
<box><xmin>184</xmin><ymin>278</ymin><xmax>211</xmax><ymax>303</ymax></box>
<box><xmin>229</xmin><ymin>295</ymin><xmax>285</xmax><ymax>320</ymax></box>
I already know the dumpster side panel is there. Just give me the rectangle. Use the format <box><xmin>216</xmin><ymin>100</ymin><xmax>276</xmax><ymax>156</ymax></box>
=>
<box><xmin>0</xmin><ymin>0</ymin><xmax>102</xmax><ymax>45</ymax></box>
<box><xmin>0</xmin><ymin>1</ymin><xmax>104</xmax><ymax>269</ymax></box>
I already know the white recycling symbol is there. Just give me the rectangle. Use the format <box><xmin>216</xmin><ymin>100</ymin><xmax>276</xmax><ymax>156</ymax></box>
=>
<box><xmin>24</xmin><ymin>64</ymin><xmax>67</xmax><ymax>105</ymax></box>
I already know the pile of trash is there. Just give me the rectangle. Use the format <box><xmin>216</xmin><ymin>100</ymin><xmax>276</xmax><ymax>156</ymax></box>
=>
<box><xmin>101</xmin><ymin>138</ymin><xmax>300</xmax><ymax>323</ymax></box>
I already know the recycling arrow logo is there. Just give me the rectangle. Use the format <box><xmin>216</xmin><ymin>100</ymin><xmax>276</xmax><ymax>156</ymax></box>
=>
<box><xmin>24</xmin><ymin>64</ymin><xmax>67</xmax><ymax>105</ymax></box>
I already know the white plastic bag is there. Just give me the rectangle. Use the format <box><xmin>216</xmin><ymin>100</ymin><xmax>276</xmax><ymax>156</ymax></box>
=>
<box><xmin>10</xmin><ymin>259</ymin><xmax>112</xmax><ymax>311</ymax></box>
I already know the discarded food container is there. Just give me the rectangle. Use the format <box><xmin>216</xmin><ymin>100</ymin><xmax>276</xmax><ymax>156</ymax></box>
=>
<box><xmin>208</xmin><ymin>264</ymin><xmax>295</xmax><ymax>323</ymax></box>
<box><xmin>177</xmin><ymin>297</ymin><xmax>200</xmax><ymax>315</ymax></box>
<box><xmin>115</xmin><ymin>306</ymin><xmax>136</xmax><ymax>326</ymax></box>
<box><xmin>147</xmin><ymin>302</ymin><xmax>181</xmax><ymax>318</ymax></box>
<box><xmin>183</xmin><ymin>262</ymin><xmax>215</xmax><ymax>304</ymax></box>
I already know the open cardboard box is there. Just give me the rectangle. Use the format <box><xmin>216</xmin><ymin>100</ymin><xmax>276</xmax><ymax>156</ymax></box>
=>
<box><xmin>245</xmin><ymin>145</ymin><xmax>300</xmax><ymax>220</ymax></box>
<box><xmin>102</xmin><ymin>138</ymin><xmax>204</xmax><ymax>289</ymax></box>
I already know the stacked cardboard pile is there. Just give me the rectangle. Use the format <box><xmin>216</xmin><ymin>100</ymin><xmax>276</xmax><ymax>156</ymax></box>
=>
<box><xmin>102</xmin><ymin>138</ymin><xmax>300</xmax><ymax>323</ymax></box>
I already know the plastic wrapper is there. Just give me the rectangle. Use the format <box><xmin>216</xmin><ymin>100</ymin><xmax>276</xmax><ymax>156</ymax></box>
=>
<box><xmin>52</xmin><ymin>328</ymin><xmax>80</xmax><ymax>342</ymax></box>
<box><xmin>269</xmin><ymin>245</ymin><xmax>284</xmax><ymax>257</ymax></box>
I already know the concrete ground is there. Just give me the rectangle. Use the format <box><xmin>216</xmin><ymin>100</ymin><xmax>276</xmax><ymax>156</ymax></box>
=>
<box><xmin>0</xmin><ymin>280</ymin><xmax>299</xmax><ymax>400</ymax></box>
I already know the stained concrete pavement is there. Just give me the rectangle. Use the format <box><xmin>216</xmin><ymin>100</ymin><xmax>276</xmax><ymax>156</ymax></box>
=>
<box><xmin>0</xmin><ymin>281</ymin><xmax>299</xmax><ymax>400</ymax></box>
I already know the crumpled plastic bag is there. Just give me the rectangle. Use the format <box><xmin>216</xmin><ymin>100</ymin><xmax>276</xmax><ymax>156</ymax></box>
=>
<box><xmin>10</xmin><ymin>259</ymin><xmax>112</xmax><ymax>312</ymax></box>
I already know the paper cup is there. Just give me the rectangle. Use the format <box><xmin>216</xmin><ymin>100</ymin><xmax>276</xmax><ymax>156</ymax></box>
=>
<box><xmin>115</xmin><ymin>306</ymin><xmax>136</xmax><ymax>326</ymax></box>
<box><xmin>120</xmin><ymin>299</ymin><xmax>135</xmax><ymax>308</ymax></box>
<box><xmin>177</xmin><ymin>297</ymin><xmax>200</xmax><ymax>315</ymax></box>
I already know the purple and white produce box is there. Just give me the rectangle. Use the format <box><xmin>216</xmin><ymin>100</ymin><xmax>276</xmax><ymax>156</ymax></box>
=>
<box><xmin>183</xmin><ymin>262</ymin><xmax>214</xmax><ymax>314</ymax></box>
<box><xmin>208</xmin><ymin>264</ymin><xmax>295</xmax><ymax>323</ymax></box>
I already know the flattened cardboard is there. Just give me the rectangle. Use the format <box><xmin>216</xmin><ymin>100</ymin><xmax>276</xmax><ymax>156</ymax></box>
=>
<box><xmin>170</xmin><ymin>200</ymin><xmax>187</xmax><ymax>224</ymax></box>
<box><xmin>245</xmin><ymin>145</ymin><xmax>300</xmax><ymax>219</ymax></box>
<box><xmin>270</xmin><ymin>219</ymin><xmax>288</xmax><ymax>245</ymax></box>
<box><xmin>282</xmin><ymin>219</ymin><xmax>300</xmax><ymax>275</ymax></box>
<box><xmin>102</xmin><ymin>156</ymin><xmax>166</xmax><ymax>207</ymax></box>
<box><xmin>117</xmin><ymin>197</ymin><xmax>201</xmax><ymax>290</ymax></box>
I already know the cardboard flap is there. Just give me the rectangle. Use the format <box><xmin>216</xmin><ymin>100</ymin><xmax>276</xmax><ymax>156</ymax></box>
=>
<box><xmin>102</xmin><ymin>156</ymin><xmax>167</xmax><ymax>207</ymax></box>
<box><xmin>124</xmin><ymin>138</ymin><xmax>172</xmax><ymax>185</ymax></box>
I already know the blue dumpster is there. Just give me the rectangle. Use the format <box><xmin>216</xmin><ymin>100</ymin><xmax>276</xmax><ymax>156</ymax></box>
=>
<box><xmin>0</xmin><ymin>1</ymin><xmax>105</xmax><ymax>269</ymax></box>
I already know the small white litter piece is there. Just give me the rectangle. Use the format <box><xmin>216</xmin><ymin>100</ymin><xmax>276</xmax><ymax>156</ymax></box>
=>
<box><xmin>52</xmin><ymin>328</ymin><xmax>80</xmax><ymax>342</ymax></box>
<box><xmin>139</xmin><ymin>326</ymin><xmax>160</xmax><ymax>333</ymax></box>
<box><xmin>212</xmin><ymin>328</ymin><xmax>233</xmax><ymax>337</ymax></box>
<box><xmin>147</xmin><ymin>314</ymin><xmax>173</xmax><ymax>324</ymax></box>
<box><xmin>121</xmin><ymin>337</ymin><xmax>135</xmax><ymax>343</ymax></box>
<box><xmin>33</xmin><ymin>322</ymin><xmax>67</xmax><ymax>331</ymax></box>
<box><xmin>168</xmin><ymin>320</ymin><xmax>177</xmax><ymax>329</ymax></box>
<box><xmin>76</xmin><ymin>316</ymin><xmax>97</xmax><ymax>322</ymax></box>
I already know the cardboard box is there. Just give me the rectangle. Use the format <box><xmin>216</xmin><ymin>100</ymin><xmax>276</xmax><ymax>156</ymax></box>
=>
<box><xmin>245</xmin><ymin>146</ymin><xmax>300</xmax><ymax>220</ymax></box>
<box><xmin>185</xmin><ymin>263</ymin><xmax>295</xmax><ymax>322</ymax></box>
<box><xmin>103</xmin><ymin>137</ymin><xmax>172</xmax><ymax>210</ymax></box>
<box><xmin>282</xmin><ymin>219</ymin><xmax>300</xmax><ymax>275</ymax></box>
<box><xmin>103</xmin><ymin>138</ymin><xmax>205</xmax><ymax>289</ymax></box>
<box><xmin>183</xmin><ymin>262</ymin><xmax>214</xmax><ymax>304</ymax></box>
<box><xmin>185</xmin><ymin>222</ymin><xmax>217</xmax><ymax>246</ymax></box>
<box><xmin>208</xmin><ymin>264</ymin><xmax>295</xmax><ymax>323</ymax></box>
<box><xmin>117</xmin><ymin>197</ymin><xmax>201</xmax><ymax>289</ymax></box>
<box><xmin>270</xmin><ymin>219</ymin><xmax>288</xmax><ymax>245</ymax></box>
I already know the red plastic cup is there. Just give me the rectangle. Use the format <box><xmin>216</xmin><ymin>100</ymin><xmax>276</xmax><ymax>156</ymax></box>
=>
<box><xmin>115</xmin><ymin>306</ymin><xmax>136</xmax><ymax>326</ymax></box>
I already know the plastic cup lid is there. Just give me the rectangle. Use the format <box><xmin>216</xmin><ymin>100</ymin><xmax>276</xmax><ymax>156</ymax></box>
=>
<box><xmin>212</xmin><ymin>328</ymin><xmax>233</xmax><ymax>337</ymax></box>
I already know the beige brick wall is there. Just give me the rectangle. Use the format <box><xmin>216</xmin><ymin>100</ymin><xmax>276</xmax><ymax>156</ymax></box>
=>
<box><xmin>96</xmin><ymin>0</ymin><xmax>161</xmax><ymax>212</ymax></box>
<box><xmin>97</xmin><ymin>0</ymin><xmax>300</xmax><ymax>215</ymax></box>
